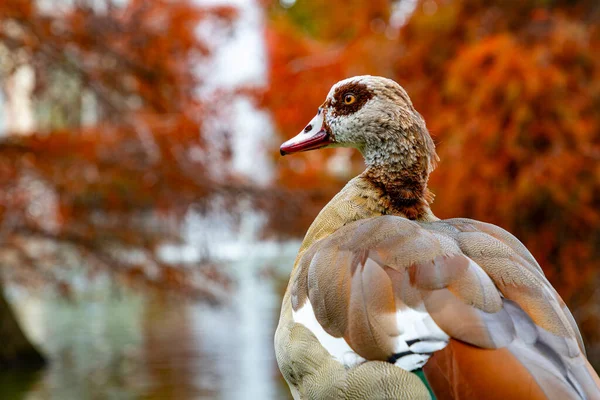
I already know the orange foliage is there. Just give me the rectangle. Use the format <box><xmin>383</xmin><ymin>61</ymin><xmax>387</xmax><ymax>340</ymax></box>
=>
<box><xmin>0</xmin><ymin>0</ymin><xmax>238</xmax><ymax>297</ymax></box>
<box><xmin>262</xmin><ymin>0</ymin><xmax>600</xmax><ymax>366</ymax></box>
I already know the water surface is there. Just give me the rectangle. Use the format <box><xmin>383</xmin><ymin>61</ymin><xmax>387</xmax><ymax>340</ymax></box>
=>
<box><xmin>5</xmin><ymin>250</ymin><xmax>295</xmax><ymax>400</ymax></box>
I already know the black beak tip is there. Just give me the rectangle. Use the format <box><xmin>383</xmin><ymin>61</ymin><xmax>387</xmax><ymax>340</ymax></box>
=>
<box><xmin>280</xmin><ymin>148</ymin><xmax>287</xmax><ymax>156</ymax></box>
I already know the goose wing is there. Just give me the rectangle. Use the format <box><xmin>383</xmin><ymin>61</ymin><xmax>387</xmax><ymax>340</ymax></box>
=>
<box><xmin>290</xmin><ymin>215</ymin><xmax>600</xmax><ymax>399</ymax></box>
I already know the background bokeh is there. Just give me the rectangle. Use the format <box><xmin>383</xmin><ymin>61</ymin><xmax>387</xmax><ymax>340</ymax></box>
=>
<box><xmin>0</xmin><ymin>0</ymin><xmax>598</xmax><ymax>399</ymax></box>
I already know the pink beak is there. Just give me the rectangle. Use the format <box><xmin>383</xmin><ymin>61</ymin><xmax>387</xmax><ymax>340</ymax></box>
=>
<box><xmin>280</xmin><ymin>109</ymin><xmax>332</xmax><ymax>156</ymax></box>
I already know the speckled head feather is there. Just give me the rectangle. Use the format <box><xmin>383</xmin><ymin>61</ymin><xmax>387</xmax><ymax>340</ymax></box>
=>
<box><xmin>280</xmin><ymin>76</ymin><xmax>440</xmax><ymax>219</ymax></box>
<box><xmin>316</xmin><ymin>76</ymin><xmax>439</xmax><ymax>219</ymax></box>
<box><xmin>322</xmin><ymin>76</ymin><xmax>438</xmax><ymax>174</ymax></box>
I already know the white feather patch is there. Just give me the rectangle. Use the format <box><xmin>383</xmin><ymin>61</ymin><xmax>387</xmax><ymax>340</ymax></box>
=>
<box><xmin>394</xmin><ymin>353</ymin><xmax>429</xmax><ymax>370</ymax></box>
<box><xmin>292</xmin><ymin>301</ymin><xmax>449</xmax><ymax>371</ymax></box>
<box><xmin>292</xmin><ymin>300</ymin><xmax>365</xmax><ymax>367</ymax></box>
<box><xmin>393</xmin><ymin>307</ymin><xmax>449</xmax><ymax>353</ymax></box>
<box><xmin>391</xmin><ymin>307</ymin><xmax>450</xmax><ymax>370</ymax></box>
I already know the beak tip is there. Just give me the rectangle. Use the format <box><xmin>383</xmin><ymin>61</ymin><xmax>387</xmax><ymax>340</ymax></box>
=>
<box><xmin>280</xmin><ymin>148</ymin><xmax>287</xmax><ymax>156</ymax></box>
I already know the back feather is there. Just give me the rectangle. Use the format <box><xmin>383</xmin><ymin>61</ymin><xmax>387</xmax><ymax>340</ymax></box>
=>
<box><xmin>291</xmin><ymin>215</ymin><xmax>600</xmax><ymax>399</ymax></box>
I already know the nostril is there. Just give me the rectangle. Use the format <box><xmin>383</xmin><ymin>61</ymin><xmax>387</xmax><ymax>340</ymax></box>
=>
<box><xmin>304</xmin><ymin>124</ymin><xmax>312</xmax><ymax>133</ymax></box>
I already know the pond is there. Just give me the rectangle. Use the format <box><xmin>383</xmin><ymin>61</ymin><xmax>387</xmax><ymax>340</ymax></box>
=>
<box><xmin>2</xmin><ymin>244</ymin><xmax>297</xmax><ymax>400</ymax></box>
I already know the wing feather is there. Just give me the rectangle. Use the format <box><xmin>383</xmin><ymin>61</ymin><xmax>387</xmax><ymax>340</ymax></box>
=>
<box><xmin>290</xmin><ymin>215</ymin><xmax>600</xmax><ymax>399</ymax></box>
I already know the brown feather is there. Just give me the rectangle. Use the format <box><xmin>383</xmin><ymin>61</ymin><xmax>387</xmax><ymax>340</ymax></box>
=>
<box><xmin>345</xmin><ymin>257</ymin><xmax>398</xmax><ymax>360</ymax></box>
<box><xmin>424</xmin><ymin>339</ymin><xmax>549</xmax><ymax>400</ymax></box>
<box><xmin>408</xmin><ymin>254</ymin><xmax>469</xmax><ymax>290</ymax></box>
<box><xmin>289</xmin><ymin>211</ymin><xmax>600</xmax><ymax>398</ymax></box>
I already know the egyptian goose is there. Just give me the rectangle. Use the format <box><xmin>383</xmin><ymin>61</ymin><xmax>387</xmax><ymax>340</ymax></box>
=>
<box><xmin>275</xmin><ymin>76</ymin><xmax>600</xmax><ymax>399</ymax></box>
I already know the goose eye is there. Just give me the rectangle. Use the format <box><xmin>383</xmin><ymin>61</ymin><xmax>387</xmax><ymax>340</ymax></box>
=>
<box><xmin>343</xmin><ymin>94</ymin><xmax>356</xmax><ymax>105</ymax></box>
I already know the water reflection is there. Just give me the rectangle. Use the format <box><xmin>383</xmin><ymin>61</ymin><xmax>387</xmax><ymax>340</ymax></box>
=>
<box><xmin>5</xmin><ymin>253</ymin><xmax>294</xmax><ymax>400</ymax></box>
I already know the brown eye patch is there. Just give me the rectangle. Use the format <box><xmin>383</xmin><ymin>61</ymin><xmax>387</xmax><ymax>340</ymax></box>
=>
<box><xmin>329</xmin><ymin>81</ymin><xmax>374</xmax><ymax>116</ymax></box>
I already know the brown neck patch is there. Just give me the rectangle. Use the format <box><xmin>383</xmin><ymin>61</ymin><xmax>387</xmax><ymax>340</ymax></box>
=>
<box><xmin>325</xmin><ymin>81</ymin><xmax>374</xmax><ymax>116</ymax></box>
<box><xmin>362</xmin><ymin>166</ymin><xmax>434</xmax><ymax>220</ymax></box>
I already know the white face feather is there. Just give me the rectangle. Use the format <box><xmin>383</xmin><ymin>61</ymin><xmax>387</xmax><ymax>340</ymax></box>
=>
<box><xmin>321</xmin><ymin>75</ymin><xmax>426</xmax><ymax>169</ymax></box>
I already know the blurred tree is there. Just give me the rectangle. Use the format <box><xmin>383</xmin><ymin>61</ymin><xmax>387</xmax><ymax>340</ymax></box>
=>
<box><xmin>262</xmin><ymin>0</ymin><xmax>600</xmax><ymax>368</ymax></box>
<box><xmin>0</xmin><ymin>0</ymin><xmax>239</xmax><ymax>368</ymax></box>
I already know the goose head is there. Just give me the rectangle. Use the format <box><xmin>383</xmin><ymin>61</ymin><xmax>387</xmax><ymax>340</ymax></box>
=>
<box><xmin>280</xmin><ymin>75</ymin><xmax>438</xmax><ymax>176</ymax></box>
